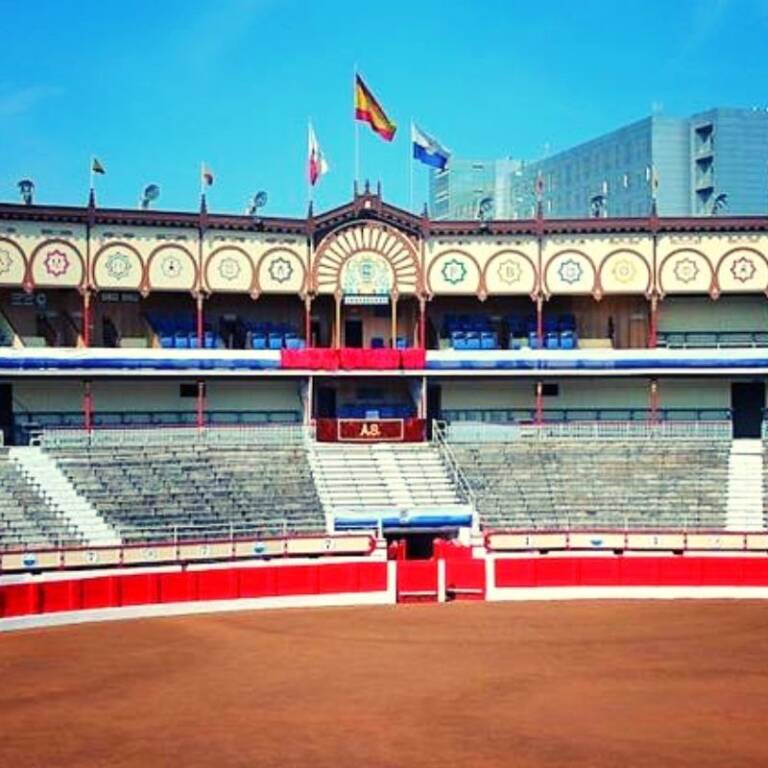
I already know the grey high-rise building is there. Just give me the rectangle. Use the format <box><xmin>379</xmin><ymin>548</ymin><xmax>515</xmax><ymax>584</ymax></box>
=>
<box><xmin>431</xmin><ymin>108</ymin><xmax>768</xmax><ymax>220</ymax></box>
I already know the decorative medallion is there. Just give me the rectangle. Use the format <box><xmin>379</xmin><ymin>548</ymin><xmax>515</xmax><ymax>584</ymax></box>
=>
<box><xmin>218</xmin><ymin>256</ymin><xmax>242</xmax><ymax>282</ymax></box>
<box><xmin>341</xmin><ymin>253</ymin><xmax>391</xmax><ymax>295</ymax></box>
<box><xmin>0</xmin><ymin>247</ymin><xmax>12</xmax><ymax>275</ymax></box>
<box><xmin>441</xmin><ymin>258</ymin><xmax>467</xmax><ymax>285</ymax></box>
<box><xmin>610</xmin><ymin>257</ymin><xmax>637</xmax><ymax>284</ymax></box>
<box><xmin>105</xmin><ymin>252</ymin><xmax>132</xmax><ymax>281</ymax></box>
<box><xmin>672</xmin><ymin>257</ymin><xmax>699</xmax><ymax>284</ymax></box>
<box><xmin>730</xmin><ymin>255</ymin><xmax>756</xmax><ymax>283</ymax></box>
<box><xmin>43</xmin><ymin>249</ymin><xmax>70</xmax><ymax>278</ymax></box>
<box><xmin>557</xmin><ymin>258</ymin><xmax>583</xmax><ymax>285</ymax></box>
<box><xmin>497</xmin><ymin>258</ymin><xmax>522</xmax><ymax>285</ymax></box>
<box><xmin>268</xmin><ymin>255</ymin><xmax>293</xmax><ymax>284</ymax></box>
<box><xmin>161</xmin><ymin>254</ymin><xmax>182</xmax><ymax>279</ymax></box>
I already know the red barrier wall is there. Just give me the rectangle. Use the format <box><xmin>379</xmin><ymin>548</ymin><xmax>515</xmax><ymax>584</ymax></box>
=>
<box><xmin>495</xmin><ymin>556</ymin><xmax>768</xmax><ymax>589</ymax></box>
<box><xmin>0</xmin><ymin>562</ymin><xmax>389</xmax><ymax>620</ymax></box>
<box><xmin>396</xmin><ymin>561</ymin><xmax>438</xmax><ymax>602</ymax></box>
<box><xmin>446</xmin><ymin>559</ymin><xmax>486</xmax><ymax>600</ymax></box>
<box><xmin>280</xmin><ymin>348</ymin><xmax>426</xmax><ymax>371</ymax></box>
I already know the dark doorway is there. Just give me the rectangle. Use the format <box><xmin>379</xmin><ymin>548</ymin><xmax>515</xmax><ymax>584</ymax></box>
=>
<box><xmin>316</xmin><ymin>386</ymin><xmax>337</xmax><ymax>418</ymax></box>
<box><xmin>403</xmin><ymin>532</ymin><xmax>435</xmax><ymax>560</ymax></box>
<box><xmin>344</xmin><ymin>319</ymin><xmax>363</xmax><ymax>348</ymax></box>
<box><xmin>731</xmin><ymin>382</ymin><xmax>765</xmax><ymax>438</ymax></box>
<box><xmin>426</xmin><ymin>384</ymin><xmax>442</xmax><ymax>439</ymax></box>
<box><xmin>0</xmin><ymin>383</ymin><xmax>13</xmax><ymax>445</ymax></box>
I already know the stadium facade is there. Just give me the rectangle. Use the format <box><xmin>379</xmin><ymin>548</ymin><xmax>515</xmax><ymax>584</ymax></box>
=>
<box><xmin>0</xmin><ymin>186</ymin><xmax>766</xmax><ymax>443</ymax></box>
<box><xmin>432</xmin><ymin>107</ymin><xmax>768</xmax><ymax>220</ymax></box>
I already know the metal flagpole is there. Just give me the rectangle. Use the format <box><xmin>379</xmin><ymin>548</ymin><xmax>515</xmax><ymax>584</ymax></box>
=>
<box><xmin>353</xmin><ymin>64</ymin><xmax>360</xmax><ymax>188</ymax></box>
<box><xmin>409</xmin><ymin>119</ymin><xmax>414</xmax><ymax>212</ymax></box>
<box><xmin>307</xmin><ymin>119</ymin><xmax>312</xmax><ymax>208</ymax></box>
<box><xmin>89</xmin><ymin>156</ymin><xmax>95</xmax><ymax>194</ymax></box>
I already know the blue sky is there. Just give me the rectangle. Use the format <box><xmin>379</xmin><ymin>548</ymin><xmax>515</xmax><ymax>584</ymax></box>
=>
<box><xmin>1</xmin><ymin>0</ymin><xmax>767</xmax><ymax>216</ymax></box>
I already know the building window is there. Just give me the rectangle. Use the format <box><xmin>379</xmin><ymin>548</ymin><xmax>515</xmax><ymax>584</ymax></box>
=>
<box><xmin>541</xmin><ymin>383</ymin><xmax>560</xmax><ymax>397</ymax></box>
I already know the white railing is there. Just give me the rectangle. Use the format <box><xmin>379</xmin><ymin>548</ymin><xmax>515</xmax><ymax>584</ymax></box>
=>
<box><xmin>35</xmin><ymin>424</ymin><xmax>315</xmax><ymax>450</ymax></box>
<box><xmin>441</xmin><ymin>420</ymin><xmax>732</xmax><ymax>442</ymax></box>
<box><xmin>431</xmin><ymin>421</ymin><xmax>477</xmax><ymax>508</ymax></box>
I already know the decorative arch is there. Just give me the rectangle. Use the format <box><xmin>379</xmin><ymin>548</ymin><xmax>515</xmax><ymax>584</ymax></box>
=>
<box><xmin>482</xmin><ymin>249</ymin><xmax>538</xmax><ymax>297</ymax></box>
<box><xmin>0</xmin><ymin>236</ymin><xmax>28</xmax><ymax>286</ymax></box>
<box><xmin>714</xmin><ymin>246</ymin><xmax>768</xmax><ymax>295</ymax></box>
<box><xmin>427</xmin><ymin>249</ymin><xmax>482</xmax><ymax>295</ymax></box>
<box><xmin>91</xmin><ymin>241</ymin><xmax>145</xmax><ymax>291</ymax></box>
<box><xmin>597</xmin><ymin>249</ymin><xmax>653</xmax><ymax>297</ymax></box>
<box><xmin>543</xmin><ymin>249</ymin><xmax>597</xmax><ymax>296</ymax></box>
<box><xmin>312</xmin><ymin>222</ymin><xmax>421</xmax><ymax>295</ymax></box>
<box><xmin>28</xmin><ymin>238</ymin><xmax>86</xmax><ymax>289</ymax></box>
<box><xmin>658</xmin><ymin>248</ymin><xmax>715</xmax><ymax>297</ymax></box>
<box><xmin>255</xmin><ymin>247</ymin><xmax>307</xmax><ymax>296</ymax></box>
<box><xmin>143</xmin><ymin>243</ymin><xmax>198</xmax><ymax>294</ymax></box>
<box><xmin>204</xmin><ymin>245</ymin><xmax>256</xmax><ymax>295</ymax></box>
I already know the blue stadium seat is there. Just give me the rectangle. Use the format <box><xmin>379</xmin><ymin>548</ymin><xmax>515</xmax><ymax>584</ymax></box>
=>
<box><xmin>545</xmin><ymin>332</ymin><xmax>560</xmax><ymax>350</ymax></box>
<box><xmin>251</xmin><ymin>333</ymin><xmax>267</xmax><ymax>350</ymax></box>
<box><xmin>371</xmin><ymin>337</ymin><xmax>385</xmax><ymax>349</ymax></box>
<box><xmin>174</xmin><ymin>332</ymin><xmax>189</xmax><ymax>349</ymax></box>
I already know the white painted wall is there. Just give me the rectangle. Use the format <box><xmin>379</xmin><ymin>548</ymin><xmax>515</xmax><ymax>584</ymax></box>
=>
<box><xmin>659</xmin><ymin>296</ymin><xmax>768</xmax><ymax>332</ymax></box>
<box><xmin>12</xmin><ymin>379</ymin><xmax>304</xmax><ymax>414</ymax></box>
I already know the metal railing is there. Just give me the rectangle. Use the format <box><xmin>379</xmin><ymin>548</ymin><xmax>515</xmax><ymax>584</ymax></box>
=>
<box><xmin>440</xmin><ymin>407</ymin><xmax>732</xmax><ymax>424</ymax></box>
<box><xmin>35</xmin><ymin>423</ymin><xmax>315</xmax><ymax>450</ymax></box>
<box><xmin>431</xmin><ymin>421</ymin><xmax>477</xmax><ymax>508</ymax></box>
<box><xmin>440</xmin><ymin>419</ymin><xmax>733</xmax><ymax>442</ymax></box>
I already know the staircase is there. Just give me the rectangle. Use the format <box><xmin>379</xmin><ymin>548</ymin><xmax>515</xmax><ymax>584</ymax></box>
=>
<box><xmin>8</xmin><ymin>446</ymin><xmax>121</xmax><ymax>546</ymax></box>
<box><xmin>308</xmin><ymin>442</ymin><xmax>474</xmax><ymax>531</ymax></box>
<box><xmin>725</xmin><ymin>439</ymin><xmax>764</xmax><ymax>531</ymax></box>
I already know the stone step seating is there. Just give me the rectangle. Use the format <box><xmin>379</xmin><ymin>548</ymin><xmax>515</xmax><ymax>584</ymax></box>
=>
<box><xmin>0</xmin><ymin>451</ymin><xmax>83</xmax><ymax>549</ymax></box>
<box><xmin>50</xmin><ymin>444</ymin><xmax>325</xmax><ymax>543</ymax></box>
<box><xmin>311</xmin><ymin>443</ymin><xmax>464</xmax><ymax>515</ymax></box>
<box><xmin>450</xmin><ymin>439</ymin><xmax>730</xmax><ymax>530</ymax></box>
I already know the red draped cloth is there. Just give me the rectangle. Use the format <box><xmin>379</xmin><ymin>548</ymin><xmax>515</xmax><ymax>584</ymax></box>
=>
<box><xmin>281</xmin><ymin>347</ymin><xmax>426</xmax><ymax>371</ymax></box>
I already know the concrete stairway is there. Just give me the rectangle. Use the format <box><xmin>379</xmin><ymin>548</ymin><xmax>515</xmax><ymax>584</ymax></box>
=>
<box><xmin>308</xmin><ymin>442</ymin><xmax>474</xmax><ymax>530</ymax></box>
<box><xmin>9</xmin><ymin>446</ymin><xmax>121</xmax><ymax>546</ymax></box>
<box><xmin>725</xmin><ymin>439</ymin><xmax>764</xmax><ymax>531</ymax></box>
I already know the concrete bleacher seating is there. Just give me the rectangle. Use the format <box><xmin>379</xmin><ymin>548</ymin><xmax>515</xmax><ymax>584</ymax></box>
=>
<box><xmin>0</xmin><ymin>450</ymin><xmax>82</xmax><ymax>549</ymax></box>
<box><xmin>450</xmin><ymin>438</ymin><xmax>731</xmax><ymax>530</ymax></box>
<box><xmin>50</xmin><ymin>444</ymin><xmax>325</xmax><ymax>543</ymax></box>
<box><xmin>310</xmin><ymin>443</ymin><xmax>470</xmax><ymax>523</ymax></box>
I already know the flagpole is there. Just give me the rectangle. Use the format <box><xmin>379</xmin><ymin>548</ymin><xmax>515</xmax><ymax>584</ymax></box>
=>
<box><xmin>408</xmin><ymin>119</ymin><xmax>414</xmax><ymax>213</ymax></box>
<box><xmin>353</xmin><ymin>64</ymin><xmax>360</xmax><ymax>189</ymax></box>
<box><xmin>307</xmin><ymin>119</ymin><xmax>312</xmax><ymax>208</ymax></box>
<box><xmin>200</xmin><ymin>161</ymin><xmax>204</xmax><ymax>198</ymax></box>
<box><xmin>89</xmin><ymin>156</ymin><xmax>95</xmax><ymax>194</ymax></box>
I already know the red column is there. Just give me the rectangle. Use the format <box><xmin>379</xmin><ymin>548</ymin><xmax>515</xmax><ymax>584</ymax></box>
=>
<box><xmin>196</xmin><ymin>294</ymin><xmax>204</xmax><ymax>348</ymax></box>
<box><xmin>536</xmin><ymin>296</ymin><xmax>544</xmax><ymax>348</ymax></box>
<box><xmin>83</xmin><ymin>380</ymin><xmax>93</xmax><ymax>432</ymax></box>
<box><xmin>82</xmin><ymin>291</ymin><xmax>91</xmax><ymax>348</ymax></box>
<box><xmin>196</xmin><ymin>380</ymin><xmax>205</xmax><ymax>430</ymax></box>
<box><xmin>650</xmin><ymin>378</ymin><xmax>659</xmax><ymax>424</ymax></box>
<box><xmin>648</xmin><ymin>295</ymin><xmax>658</xmax><ymax>348</ymax></box>
<box><xmin>304</xmin><ymin>296</ymin><xmax>312</xmax><ymax>348</ymax></box>
<box><xmin>419</xmin><ymin>297</ymin><xmax>427</xmax><ymax>349</ymax></box>
<box><xmin>535</xmin><ymin>380</ymin><xmax>543</xmax><ymax>426</ymax></box>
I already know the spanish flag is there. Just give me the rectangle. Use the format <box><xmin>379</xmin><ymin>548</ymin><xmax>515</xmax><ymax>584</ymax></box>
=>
<box><xmin>354</xmin><ymin>75</ymin><xmax>396</xmax><ymax>141</ymax></box>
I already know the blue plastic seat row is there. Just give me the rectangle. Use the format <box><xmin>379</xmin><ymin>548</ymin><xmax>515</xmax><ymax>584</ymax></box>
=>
<box><xmin>337</xmin><ymin>403</ymin><xmax>415</xmax><ymax>419</ymax></box>
<box><xmin>371</xmin><ymin>337</ymin><xmax>409</xmax><ymax>349</ymax></box>
<box><xmin>525</xmin><ymin>330</ymin><xmax>578</xmax><ymax>350</ymax></box>
<box><xmin>451</xmin><ymin>331</ymin><xmax>499</xmax><ymax>350</ymax></box>
<box><xmin>250</xmin><ymin>331</ymin><xmax>305</xmax><ymax>350</ymax></box>
<box><xmin>159</xmin><ymin>330</ymin><xmax>220</xmax><ymax>349</ymax></box>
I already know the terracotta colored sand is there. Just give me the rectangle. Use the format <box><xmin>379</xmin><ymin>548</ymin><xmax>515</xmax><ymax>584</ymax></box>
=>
<box><xmin>2</xmin><ymin>601</ymin><xmax>768</xmax><ymax>768</ymax></box>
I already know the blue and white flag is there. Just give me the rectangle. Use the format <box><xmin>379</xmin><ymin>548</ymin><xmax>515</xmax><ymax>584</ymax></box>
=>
<box><xmin>412</xmin><ymin>123</ymin><xmax>450</xmax><ymax>170</ymax></box>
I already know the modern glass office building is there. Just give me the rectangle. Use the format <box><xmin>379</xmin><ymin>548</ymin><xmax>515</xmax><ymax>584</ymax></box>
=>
<box><xmin>431</xmin><ymin>108</ymin><xmax>768</xmax><ymax>219</ymax></box>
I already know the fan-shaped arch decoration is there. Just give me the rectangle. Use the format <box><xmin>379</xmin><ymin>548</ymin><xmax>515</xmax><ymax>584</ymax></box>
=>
<box><xmin>598</xmin><ymin>249</ymin><xmax>652</xmax><ymax>296</ymax></box>
<box><xmin>543</xmin><ymin>250</ymin><xmax>596</xmax><ymax>296</ymax></box>
<box><xmin>715</xmin><ymin>247</ymin><xmax>768</xmax><ymax>294</ymax></box>
<box><xmin>658</xmin><ymin>248</ymin><xmax>714</xmax><ymax>296</ymax></box>
<box><xmin>205</xmin><ymin>246</ymin><xmax>255</xmax><ymax>294</ymax></box>
<box><xmin>92</xmin><ymin>243</ymin><xmax>144</xmax><ymax>290</ymax></box>
<box><xmin>144</xmin><ymin>244</ymin><xmax>198</xmax><ymax>293</ymax></box>
<box><xmin>29</xmin><ymin>239</ymin><xmax>85</xmax><ymax>289</ymax></box>
<box><xmin>312</xmin><ymin>223</ymin><xmax>420</xmax><ymax>295</ymax></box>
<box><xmin>0</xmin><ymin>237</ymin><xmax>28</xmax><ymax>286</ymax></box>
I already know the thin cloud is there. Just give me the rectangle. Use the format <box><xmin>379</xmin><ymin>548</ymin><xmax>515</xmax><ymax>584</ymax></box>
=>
<box><xmin>0</xmin><ymin>84</ymin><xmax>61</xmax><ymax>118</ymax></box>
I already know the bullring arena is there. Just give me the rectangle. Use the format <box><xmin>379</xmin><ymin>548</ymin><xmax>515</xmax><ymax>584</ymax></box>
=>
<box><xmin>3</xmin><ymin>194</ymin><xmax>768</xmax><ymax>765</ymax></box>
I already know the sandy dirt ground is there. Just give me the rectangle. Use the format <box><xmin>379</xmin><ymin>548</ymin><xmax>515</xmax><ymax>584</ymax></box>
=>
<box><xmin>1</xmin><ymin>601</ymin><xmax>768</xmax><ymax>768</ymax></box>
